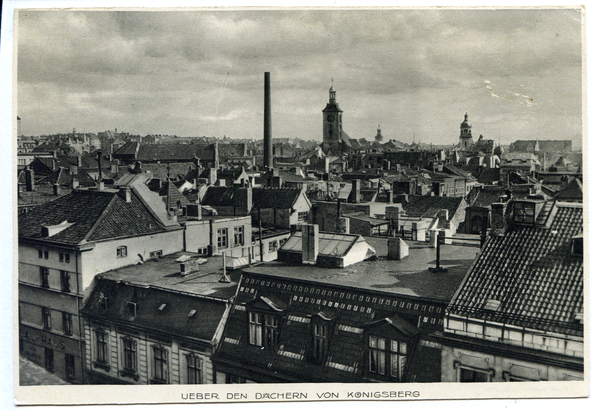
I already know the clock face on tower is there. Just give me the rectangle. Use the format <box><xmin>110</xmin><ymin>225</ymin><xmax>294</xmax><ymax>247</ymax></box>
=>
<box><xmin>327</xmin><ymin>114</ymin><xmax>335</xmax><ymax>122</ymax></box>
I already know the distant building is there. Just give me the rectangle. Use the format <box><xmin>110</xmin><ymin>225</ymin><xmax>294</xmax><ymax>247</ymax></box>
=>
<box><xmin>459</xmin><ymin>113</ymin><xmax>474</xmax><ymax>149</ymax></box>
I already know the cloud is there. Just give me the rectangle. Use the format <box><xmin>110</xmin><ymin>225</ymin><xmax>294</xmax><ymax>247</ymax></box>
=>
<box><xmin>15</xmin><ymin>8</ymin><xmax>583</xmax><ymax>146</ymax></box>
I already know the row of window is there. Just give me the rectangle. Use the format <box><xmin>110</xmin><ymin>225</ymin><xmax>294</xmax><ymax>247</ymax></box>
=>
<box><xmin>246</xmin><ymin>312</ymin><xmax>406</xmax><ymax>379</ymax></box>
<box><xmin>39</xmin><ymin>267</ymin><xmax>72</xmax><ymax>293</ymax></box>
<box><xmin>38</xmin><ymin>249</ymin><xmax>70</xmax><ymax>263</ymax></box>
<box><xmin>40</xmin><ymin>347</ymin><xmax>76</xmax><ymax>380</ymax></box>
<box><xmin>41</xmin><ymin>307</ymin><xmax>73</xmax><ymax>336</ymax></box>
<box><xmin>94</xmin><ymin>331</ymin><xmax>204</xmax><ymax>384</ymax></box>
<box><xmin>217</xmin><ymin>226</ymin><xmax>245</xmax><ymax>249</ymax></box>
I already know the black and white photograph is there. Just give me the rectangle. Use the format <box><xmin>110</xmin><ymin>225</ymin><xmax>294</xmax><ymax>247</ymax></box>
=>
<box><xmin>6</xmin><ymin>1</ymin><xmax>589</xmax><ymax>406</ymax></box>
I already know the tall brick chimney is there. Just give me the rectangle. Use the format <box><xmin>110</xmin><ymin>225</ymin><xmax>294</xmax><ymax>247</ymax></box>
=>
<box><xmin>264</xmin><ymin>72</ymin><xmax>273</xmax><ymax>170</ymax></box>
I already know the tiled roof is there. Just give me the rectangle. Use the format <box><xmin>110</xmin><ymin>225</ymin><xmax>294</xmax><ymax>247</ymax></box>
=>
<box><xmin>554</xmin><ymin>178</ymin><xmax>583</xmax><ymax>201</ymax></box>
<box><xmin>476</xmin><ymin>168</ymin><xmax>501</xmax><ymax>184</ymax></box>
<box><xmin>399</xmin><ymin>195</ymin><xmax>464</xmax><ymax>220</ymax></box>
<box><xmin>447</xmin><ymin>201</ymin><xmax>583</xmax><ymax>336</ymax></box>
<box><xmin>158</xmin><ymin>181</ymin><xmax>191</xmax><ymax>210</ymax></box>
<box><xmin>252</xmin><ymin>187</ymin><xmax>303</xmax><ymax>209</ymax></box>
<box><xmin>137</xmin><ymin>144</ymin><xmax>214</xmax><ymax>162</ymax></box>
<box><xmin>18</xmin><ymin>188</ymin><xmax>171</xmax><ymax>246</ymax></box>
<box><xmin>81</xmin><ymin>278</ymin><xmax>228</xmax><ymax>342</ymax></box>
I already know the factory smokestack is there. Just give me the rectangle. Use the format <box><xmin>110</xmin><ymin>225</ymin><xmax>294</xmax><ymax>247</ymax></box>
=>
<box><xmin>263</xmin><ymin>72</ymin><xmax>273</xmax><ymax>170</ymax></box>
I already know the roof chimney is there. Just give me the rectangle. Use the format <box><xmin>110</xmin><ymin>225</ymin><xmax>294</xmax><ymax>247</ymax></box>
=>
<box><xmin>264</xmin><ymin>72</ymin><xmax>273</xmax><ymax>170</ymax></box>
<box><xmin>96</xmin><ymin>151</ymin><xmax>104</xmax><ymax>190</ymax></box>
<box><xmin>302</xmin><ymin>224</ymin><xmax>319</xmax><ymax>264</ymax></box>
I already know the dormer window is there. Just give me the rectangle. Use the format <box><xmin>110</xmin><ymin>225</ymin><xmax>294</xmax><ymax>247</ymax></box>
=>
<box><xmin>513</xmin><ymin>202</ymin><xmax>535</xmax><ymax>224</ymax></box>
<box><xmin>248</xmin><ymin>312</ymin><xmax>280</xmax><ymax>348</ymax></box>
<box><xmin>368</xmin><ymin>336</ymin><xmax>407</xmax><ymax>379</ymax></box>
<box><xmin>571</xmin><ymin>235</ymin><xmax>583</xmax><ymax>257</ymax></box>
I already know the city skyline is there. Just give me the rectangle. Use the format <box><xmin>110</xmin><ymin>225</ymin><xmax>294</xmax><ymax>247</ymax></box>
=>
<box><xmin>17</xmin><ymin>8</ymin><xmax>583</xmax><ymax>147</ymax></box>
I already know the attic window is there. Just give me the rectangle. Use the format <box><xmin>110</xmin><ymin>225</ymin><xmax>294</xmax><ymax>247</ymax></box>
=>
<box><xmin>158</xmin><ymin>303</ymin><xmax>167</xmax><ymax>311</ymax></box>
<box><xmin>99</xmin><ymin>293</ymin><xmax>110</xmax><ymax>310</ymax></box>
<box><xmin>483</xmin><ymin>299</ymin><xmax>501</xmax><ymax>312</ymax></box>
<box><xmin>149</xmin><ymin>250</ymin><xmax>163</xmax><ymax>259</ymax></box>
<box><xmin>188</xmin><ymin>309</ymin><xmax>197</xmax><ymax>318</ymax></box>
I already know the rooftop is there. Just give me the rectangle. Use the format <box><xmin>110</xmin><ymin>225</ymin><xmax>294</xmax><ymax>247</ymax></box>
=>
<box><xmin>244</xmin><ymin>236</ymin><xmax>480</xmax><ymax>302</ymax></box>
<box><xmin>98</xmin><ymin>251</ymin><xmax>239</xmax><ymax>299</ymax></box>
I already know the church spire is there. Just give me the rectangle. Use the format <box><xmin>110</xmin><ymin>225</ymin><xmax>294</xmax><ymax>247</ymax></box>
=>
<box><xmin>329</xmin><ymin>77</ymin><xmax>336</xmax><ymax>102</ymax></box>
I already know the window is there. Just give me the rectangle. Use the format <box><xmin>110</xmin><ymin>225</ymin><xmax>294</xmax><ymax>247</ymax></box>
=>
<box><xmin>368</xmin><ymin>335</ymin><xmax>407</xmax><ymax>379</ymax></box>
<box><xmin>60</xmin><ymin>271</ymin><xmax>70</xmax><ymax>293</ymax></box>
<box><xmin>186</xmin><ymin>354</ymin><xmax>203</xmax><ymax>384</ymax></box>
<box><xmin>65</xmin><ymin>253</ymin><xmax>70</xmax><ymax>263</ymax></box>
<box><xmin>152</xmin><ymin>346</ymin><xmax>168</xmax><ymax>383</ymax></box>
<box><xmin>99</xmin><ymin>293</ymin><xmax>110</xmax><ymax>310</ymax></box>
<box><xmin>95</xmin><ymin>330</ymin><xmax>108</xmax><ymax>364</ymax></box>
<box><xmin>248</xmin><ymin>312</ymin><xmax>262</xmax><ymax>346</ymax></box>
<box><xmin>312</xmin><ymin>324</ymin><xmax>328</xmax><ymax>363</ymax></box>
<box><xmin>44</xmin><ymin>250</ymin><xmax>49</xmax><ymax>259</ymax></box>
<box><xmin>38</xmin><ymin>249</ymin><xmax>43</xmax><ymax>259</ymax></box>
<box><xmin>460</xmin><ymin>367</ymin><xmax>491</xmax><ymax>382</ymax></box>
<box><xmin>298</xmin><ymin>211</ymin><xmax>309</xmax><ymax>222</ymax></box>
<box><xmin>42</xmin><ymin>307</ymin><xmax>52</xmax><ymax>330</ymax></box>
<box><xmin>116</xmin><ymin>246</ymin><xmax>127</xmax><ymax>258</ymax></box>
<box><xmin>234</xmin><ymin>226</ymin><xmax>244</xmax><ymax>247</ymax></box>
<box><xmin>44</xmin><ymin>348</ymin><xmax>54</xmax><ymax>372</ymax></box>
<box><xmin>513</xmin><ymin>202</ymin><xmax>535</xmax><ymax>224</ymax></box>
<box><xmin>40</xmin><ymin>267</ymin><xmax>50</xmax><ymax>288</ymax></box>
<box><xmin>265</xmin><ymin>315</ymin><xmax>279</xmax><ymax>348</ymax></box>
<box><xmin>65</xmin><ymin>354</ymin><xmax>76</xmax><ymax>380</ymax></box>
<box><xmin>126</xmin><ymin>302</ymin><xmax>137</xmax><ymax>317</ymax></box>
<box><xmin>225</xmin><ymin>374</ymin><xmax>246</xmax><ymax>384</ymax></box>
<box><xmin>62</xmin><ymin>312</ymin><xmax>73</xmax><ymax>336</ymax></box>
<box><xmin>279</xmin><ymin>239</ymin><xmax>287</xmax><ymax>248</ymax></box>
<box><xmin>217</xmin><ymin>228</ymin><xmax>228</xmax><ymax>249</ymax></box>
<box><xmin>269</xmin><ymin>241</ymin><xmax>277</xmax><ymax>253</ymax></box>
<box><xmin>122</xmin><ymin>338</ymin><xmax>137</xmax><ymax>373</ymax></box>
<box><xmin>249</xmin><ymin>312</ymin><xmax>280</xmax><ymax>349</ymax></box>
<box><xmin>59</xmin><ymin>252</ymin><xmax>64</xmax><ymax>262</ymax></box>
<box><xmin>149</xmin><ymin>250</ymin><xmax>163</xmax><ymax>259</ymax></box>
<box><xmin>198</xmin><ymin>247</ymin><xmax>208</xmax><ymax>255</ymax></box>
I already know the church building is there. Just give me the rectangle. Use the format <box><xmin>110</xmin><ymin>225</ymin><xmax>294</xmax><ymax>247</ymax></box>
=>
<box><xmin>321</xmin><ymin>83</ymin><xmax>360</xmax><ymax>156</ymax></box>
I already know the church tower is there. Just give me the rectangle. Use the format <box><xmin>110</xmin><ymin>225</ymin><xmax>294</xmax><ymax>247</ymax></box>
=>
<box><xmin>322</xmin><ymin>81</ymin><xmax>343</xmax><ymax>155</ymax></box>
<box><xmin>459</xmin><ymin>112</ymin><xmax>473</xmax><ymax>149</ymax></box>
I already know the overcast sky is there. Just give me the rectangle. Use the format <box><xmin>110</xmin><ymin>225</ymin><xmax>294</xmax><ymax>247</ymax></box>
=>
<box><xmin>16</xmin><ymin>8</ymin><xmax>583</xmax><ymax>146</ymax></box>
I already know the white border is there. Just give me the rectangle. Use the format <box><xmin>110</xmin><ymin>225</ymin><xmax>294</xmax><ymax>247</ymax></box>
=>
<box><xmin>2</xmin><ymin>1</ymin><xmax>596</xmax><ymax>409</ymax></box>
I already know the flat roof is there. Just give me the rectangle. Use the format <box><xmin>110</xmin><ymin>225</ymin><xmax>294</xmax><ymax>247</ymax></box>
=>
<box><xmin>243</xmin><ymin>237</ymin><xmax>480</xmax><ymax>302</ymax></box>
<box><xmin>98</xmin><ymin>251</ymin><xmax>239</xmax><ymax>299</ymax></box>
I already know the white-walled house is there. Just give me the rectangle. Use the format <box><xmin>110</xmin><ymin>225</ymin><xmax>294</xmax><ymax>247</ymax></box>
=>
<box><xmin>18</xmin><ymin>184</ymin><xmax>184</xmax><ymax>384</ymax></box>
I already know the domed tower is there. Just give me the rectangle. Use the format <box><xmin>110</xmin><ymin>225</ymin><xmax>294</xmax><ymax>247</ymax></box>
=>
<box><xmin>375</xmin><ymin>124</ymin><xmax>383</xmax><ymax>142</ymax></box>
<box><xmin>459</xmin><ymin>112</ymin><xmax>473</xmax><ymax>149</ymax></box>
<box><xmin>322</xmin><ymin>80</ymin><xmax>343</xmax><ymax>155</ymax></box>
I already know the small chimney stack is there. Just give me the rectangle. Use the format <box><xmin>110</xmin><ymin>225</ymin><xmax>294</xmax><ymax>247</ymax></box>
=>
<box><xmin>120</xmin><ymin>186</ymin><xmax>132</xmax><ymax>203</ymax></box>
<box><xmin>263</xmin><ymin>72</ymin><xmax>273</xmax><ymax>170</ymax></box>
<box><xmin>302</xmin><ymin>224</ymin><xmax>319</xmax><ymax>264</ymax></box>
<box><xmin>25</xmin><ymin>167</ymin><xmax>35</xmax><ymax>192</ymax></box>
<box><xmin>53</xmin><ymin>183</ymin><xmax>61</xmax><ymax>196</ymax></box>
<box><xmin>96</xmin><ymin>151</ymin><xmax>104</xmax><ymax>190</ymax></box>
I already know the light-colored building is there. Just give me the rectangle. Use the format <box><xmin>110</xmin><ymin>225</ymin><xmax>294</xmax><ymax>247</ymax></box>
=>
<box><xmin>18</xmin><ymin>183</ymin><xmax>184</xmax><ymax>383</ymax></box>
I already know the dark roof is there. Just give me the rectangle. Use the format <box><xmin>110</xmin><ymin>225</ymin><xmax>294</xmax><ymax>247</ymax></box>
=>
<box><xmin>447</xmin><ymin>201</ymin><xmax>583</xmax><ymax>336</ymax></box>
<box><xmin>18</xmin><ymin>188</ymin><xmax>171</xmax><ymax>246</ymax></box>
<box><xmin>400</xmin><ymin>195</ymin><xmax>464</xmax><ymax>220</ymax></box>
<box><xmin>252</xmin><ymin>187</ymin><xmax>304</xmax><ymax>209</ymax></box>
<box><xmin>158</xmin><ymin>181</ymin><xmax>191</xmax><ymax>209</ymax></box>
<box><xmin>476</xmin><ymin>167</ymin><xmax>501</xmax><ymax>184</ymax></box>
<box><xmin>81</xmin><ymin>278</ymin><xmax>228</xmax><ymax>343</ymax></box>
<box><xmin>214</xmin><ymin>237</ymin><xmax>480</xmax><ymax>382</ymax></box>
<box><xmin>201</xmin><ymin>186</ymin><xmax>235</xmax><ymax>207</ymax></box>
<box><xmin>137</xmin><ymin>144</ymin><xmax>214</xmax><ymax>162</ymax></box>
<box><xmin>469</xmin><ymin>186</ymin><xmax>529</xmax><ymax>208</ymax></box>
<box><xmin>554</xmin><ymin>178</ymin><xmax>583</xmax><ymax>201</ymax></box>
